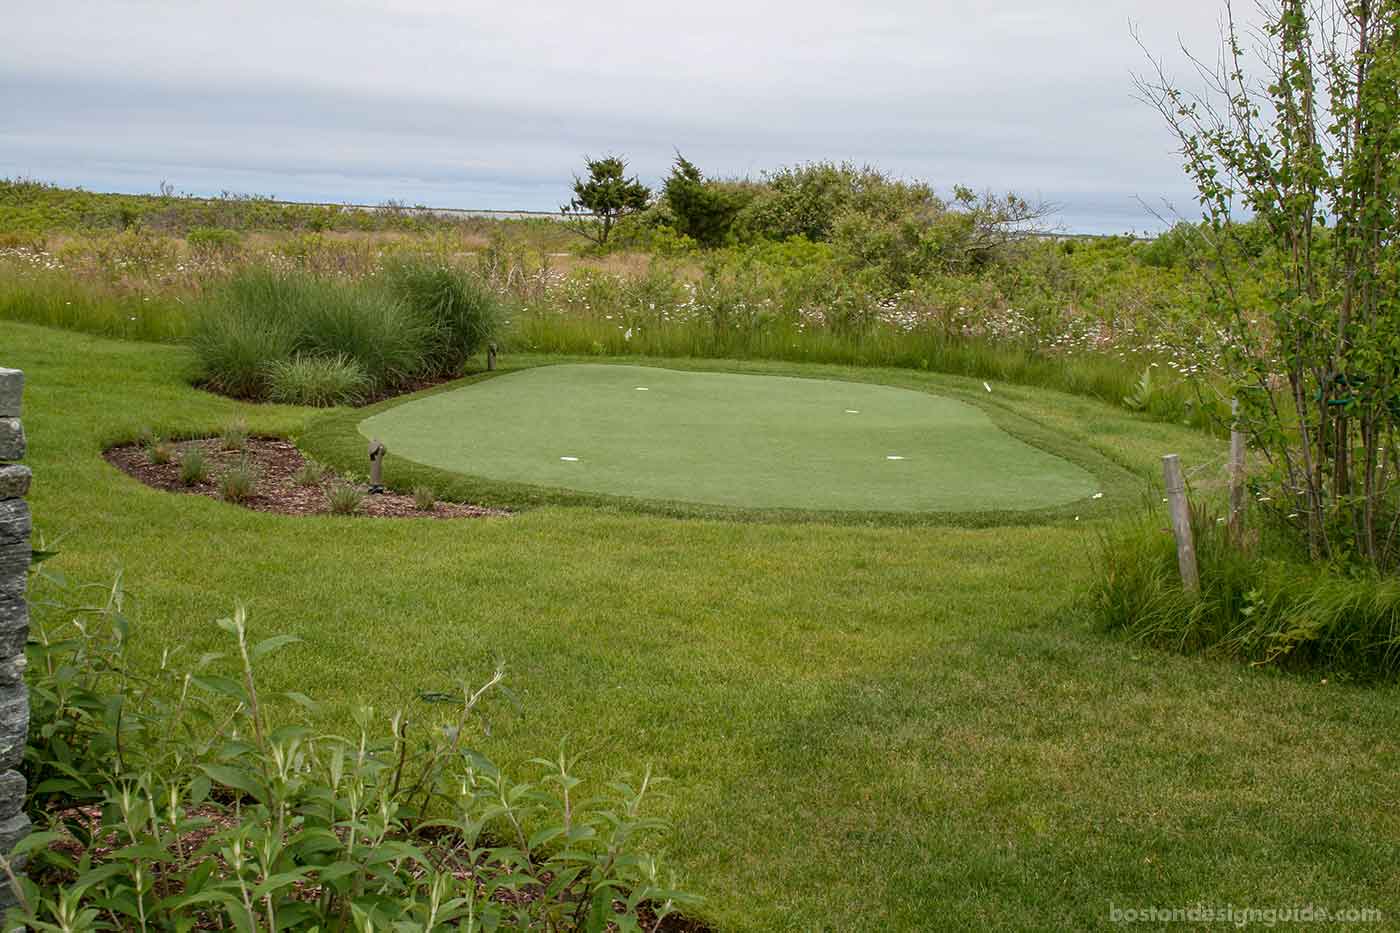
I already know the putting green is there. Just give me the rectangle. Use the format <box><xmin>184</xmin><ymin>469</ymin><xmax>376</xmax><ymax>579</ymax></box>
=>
<box><xmin>359</xmin><ymin>364</ymin><xmax>1099</xmax><ymax>512</ymax></box>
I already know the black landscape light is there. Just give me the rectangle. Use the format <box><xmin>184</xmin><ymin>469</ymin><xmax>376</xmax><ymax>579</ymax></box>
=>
<box><xmin>367</xmin><ymin>438</ymin><xmax>386</xmax><ymax>494</ymax></box>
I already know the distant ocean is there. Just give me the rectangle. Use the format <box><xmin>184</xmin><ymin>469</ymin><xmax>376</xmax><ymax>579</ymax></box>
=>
<box><xmin>3</xmin><ymin>167</ymin><xmax>1202</xmax><ymax>238</ymax></box>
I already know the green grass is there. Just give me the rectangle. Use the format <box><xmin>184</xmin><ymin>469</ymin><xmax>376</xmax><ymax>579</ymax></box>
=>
<box><xmin>10</xmin><ymin>319</ymin><xmax>1400</xmax><ymax>931</ymax></box>
<box><xmin>360</xmin><ymin>363</ymin><xmax>1099</xmax><ymax>513</ymax></box>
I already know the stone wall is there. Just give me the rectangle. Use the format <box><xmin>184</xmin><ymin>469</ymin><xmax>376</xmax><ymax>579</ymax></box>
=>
<box><xmin>0</xmin><ymin>368</ymin><xmax>30</xmax><ymax>900</ymax></box>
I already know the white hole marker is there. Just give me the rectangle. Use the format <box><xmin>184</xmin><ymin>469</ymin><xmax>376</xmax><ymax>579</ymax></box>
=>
<box><xmin>845</xmin><ymin>409</ymin><xmax>860</xmax><ymax>414</ymax></box>
<box><xmin>886</xmin><ymin>455</ymin><xmax>906</xmax><ymax>461</ymax></box>
<box><xmin>635</xmin><ymin>387</ymin><xmax>649</xmax><ymax>391</ymax></box>
<box><xmin>560</xmin><ymin>456</ymin><xmax>579</xmax><ymax>462</ymax></box>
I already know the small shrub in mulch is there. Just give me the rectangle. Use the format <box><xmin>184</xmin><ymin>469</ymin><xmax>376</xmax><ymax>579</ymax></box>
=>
<box><xmin>105</xmin><ymin>437</ymin><xmax>506</xmax><ymax>519</ymax></box>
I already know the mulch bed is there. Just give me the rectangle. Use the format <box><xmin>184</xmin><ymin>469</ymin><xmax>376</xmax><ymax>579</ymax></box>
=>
<box><xmin>105</xmin><ymin>437</ymin><xmax>508</xmax><ymax>519</ymax></box>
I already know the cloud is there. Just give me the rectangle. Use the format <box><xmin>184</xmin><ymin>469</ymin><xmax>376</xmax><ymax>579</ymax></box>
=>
<box><xmin>2</xmin><ymin>0</ymin><xmax>1241</xmax><ymax>232</ymax></box>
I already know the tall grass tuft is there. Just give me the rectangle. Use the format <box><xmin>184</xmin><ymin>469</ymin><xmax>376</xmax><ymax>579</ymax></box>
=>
<box><xmin>264</xmin><ymin>354</ymin><xmax>370</xmax><ymax>406</ymax></box>
<box><xmin>179</xmin><ymin>447</ymin><xmax>208</xmax><ymax>486</ymax></box>
<box><xmin>0</xmin><ymin>273</ymin><xmax>189</xmax><ymax>343</ymax></box>
<box><xmin>219</xmin><ymin>457</ymin><xmax>258</xmax><ymax>503</ymax></box>
<box><xmin>192</xmin><ymin>267</ymin><xmax>432</xmax><ymax>398</ymax></box>
<box><xmin>1088</xmin><ymin>504</ymin><xmax>1400</xmax><ymax>677</ymax></box>
<box><xmin>221</xmin><ymin>418</ymin><xmax>249</xmax><ymax>451</ymax></box>
<box><xmin>326</xmin><ymin>480</ymin><xmax>364</xmax><ymax>515</ymax></box>
<box><xmin>380</xmin><ymin>257</ymin><xmax>500</xmax><ymax>375</ymax></box>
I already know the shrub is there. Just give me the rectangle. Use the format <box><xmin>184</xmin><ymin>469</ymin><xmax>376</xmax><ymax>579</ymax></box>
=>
<box><xmin>185</xmin><ymin>225</ymin><xmax>242</xmax><ymax>257</ymax></box>
<box><xmin>147</xmin><ymin>438</ymin><xmax>172</xmax><ymax>464</ymax></box>
<box><xmin>220</xmin><ymin>418</ymin><xmax>248</xmax><ymax>450</ymax></box>
<box><xmin>380</xmin><ymin>257</ymin><xmax>499</xmax><ymax>375</ymax></box>
<box><xmin>178</xmin><ymin>447</ymin><xmax>208</xmax><ymax>485</ymax></box>
<box><xmin>662</xmin><ymin>154</ymin><xmax>750</xmax><ymax>247</ymax></box>
<box><xmin>14</xmin><ymin>571</ymin><xmax>700</xmax><ymax>930</ymax></box>
<box><xmin>413</xmin><ymin>484</ymin><xmax>436</xmax><ymax>511</ymax></box>
<box><xmin>326</xmin><ymin>479</ymin><xmax>364</xmax><ymax>515</ymax></box>
<box><xmin>218</xmin><ymin>457</ymin><xmax>257</xmax><ymax>502</ymax></box>
<box><xmin>264</xmin><ymin>353</ymin><xmax>370</xmax><ymax>406</ymax></box>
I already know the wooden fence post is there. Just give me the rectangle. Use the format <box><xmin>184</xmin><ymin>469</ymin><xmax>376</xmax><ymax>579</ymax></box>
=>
<box><xmin>1228</xmin><ymin>399</ymin><xmax>1247</xmax><ymax>546</ymax></box>
<box><xmin>1162</xmin><ymin>454</ymin><xmax>1200</xmax><ymax>593</ymax></box>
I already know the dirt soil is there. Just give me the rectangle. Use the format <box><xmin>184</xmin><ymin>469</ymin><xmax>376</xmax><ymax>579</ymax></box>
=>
<box><xmin>105</xmin><ymin>437</ymin><xmax>509</xmax><ymax>520</ymax></box>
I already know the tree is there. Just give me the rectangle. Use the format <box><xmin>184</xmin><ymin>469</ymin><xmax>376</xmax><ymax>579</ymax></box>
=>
<box><xmin>560</xmin><ymin>156</ymin><xmax>651</xmax><ymax>247</ymax></box>
<box><xmin>1137</xmin><ymin>0</ymin><xmax>1400</xmax><ymax>568</ymax></box>
<box><xmin>662</xmin><ymin>154</ymin><xmax>743</xmax><ymax>247</ymax></box>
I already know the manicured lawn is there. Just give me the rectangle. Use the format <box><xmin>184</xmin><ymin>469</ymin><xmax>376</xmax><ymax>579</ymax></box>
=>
<box><xmin>359</xmin><ymin>363</ymin><xmax>1098</xmax><ymax>512</ymax></box>
<box><xmin>8</xmin><ymin>320</ymin><xmax>1400</xmax><ymax>931</ymax></box>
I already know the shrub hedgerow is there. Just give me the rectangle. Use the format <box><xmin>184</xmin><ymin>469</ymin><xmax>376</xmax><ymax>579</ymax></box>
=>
<box><xmin>10</xmin><ymin>568</ymin><xmax>700</xmax><ymax>931</ymax></box>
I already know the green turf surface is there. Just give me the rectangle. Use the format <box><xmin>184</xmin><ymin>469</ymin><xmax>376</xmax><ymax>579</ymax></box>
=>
<box><xmin>359</xmin><ymin>364</ymin><xmax>1099</xmax><ymax>512</ymax></box>
<box><xmin>18</xmin><ymin>322</ymin><xmax>1400</xmax><ymax>931</ymax></box>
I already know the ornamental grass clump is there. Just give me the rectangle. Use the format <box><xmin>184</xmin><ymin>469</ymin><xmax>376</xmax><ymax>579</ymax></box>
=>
<box><xmin>292</xmin><ymin>457</ymin><xmax>325</xmax><ymax>487</ymax></box>
<box><xmin>147</xmin><ymin>439</ymin><xmax>173</xmax><ymax>465</ymax></box>
<box><xmin>193</xmin><ymin>267</ymin><xmax>436</xmax><ymax>401</ymax></box>
<box><xmin>413</xmin><ymin>484</ymin><xmax>436</xmax><ymax>511</ymax></box>
<box><xmin>264</xmin><ymin>353</ymin><xmax>371</xmax><ymax>407</ymax></box>
<box><xmin>220</xmin><ymin>418</ymin><xmax>249</xmax><ymax>451</ymax></box>
<box><xmin>218</xmin><ymin>456</ymin><xmax>257</xmax><ymax>503</ymax></box>
<box><xmin>380</xmin><ymin>256</ymin><xmax>501</xmax><ymax>376</ymax></box>
<box><xmin>178</xmin><ymin>447</ymin><xmax>207</xmax><ymax>486</ymax></box>
<box><xmin>326</xmin><ymin>479</ymin><xmax>364</xmax><ymax>515</ymax></box>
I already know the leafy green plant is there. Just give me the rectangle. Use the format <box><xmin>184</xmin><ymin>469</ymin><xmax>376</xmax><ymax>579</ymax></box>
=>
<box><xmin>325</xmin><ymin>480</ymin><xmax>364</xmax><ymax>515</ymax></box>
<box><xmin>147</xmin><ymin>439</ymin><xmax>173</xmax><ymax>465</ymax></box>
<box><xmin>413</xmin><ymin>484</ymin><xmax>436</xmax><ymax>511</ymax></box>
<box><xmin>1138</xmin><ymin>0</ymin><xmax>1400</xmax><ymax>568</ymax></box>
<box><xmin>178</xmin><ymin>447</ymin><xmax>207</xmax><ymax>486</ymax></box>
<box><xmin>1121</xmin><ymin>366</ymin><xmax>1155</xmax><ymax>411</ymax></box>
<box><xmin>263</xmin><ymin>353</ymin><xmax>370</xmax><ymax>406</ymax></box>
<box><xmin>9</xmin><ymin>570</ymin><xmax>700</xmax><ymax>931</ymax></box>
<box><xmin>218</xmin><ymin>457</ymin><xmax>257</xmax><ymax>502</ymax></box>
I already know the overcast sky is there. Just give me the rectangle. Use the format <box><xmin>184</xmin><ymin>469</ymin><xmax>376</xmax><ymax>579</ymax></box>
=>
<box><xmin>2</xmin><ymin>1</ymin><xmax>1248</xmax><ymax>234</ymax></box>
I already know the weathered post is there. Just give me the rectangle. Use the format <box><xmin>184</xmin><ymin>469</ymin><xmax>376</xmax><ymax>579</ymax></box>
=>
<box><xmin>1162</xmin><ymin>453</ymin><xmax>1200</xmax><ymax>594</ymax></box>
<box><xmin>0</xmin><ymin>368</ymin><xmax>31</xmax><ymax>901</ymax></box>
<box><xmin>487</xmin><ymin>342</ymin><xmax>498</xmax><ymax>372</ymax></box>
<box><xmin>1227</xmin><ymin>399</ymin><xmax>1247</xmax><ymax>546</ymax></box>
